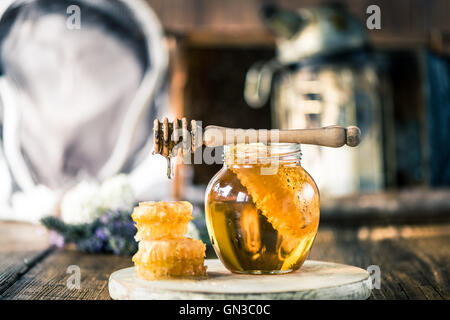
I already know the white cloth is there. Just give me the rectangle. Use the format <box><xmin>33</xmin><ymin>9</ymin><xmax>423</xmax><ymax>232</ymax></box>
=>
<box><xmin>0</xmin><ymin>0</ymin><xmax>172</xmax><ymax>221</ymax></box>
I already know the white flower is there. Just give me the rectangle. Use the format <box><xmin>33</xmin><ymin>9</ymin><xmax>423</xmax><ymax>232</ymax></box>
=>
<box><xmin>60</xmin><ymin>181</ymin><xmax>102</xmax><ymax>225</ymax></box>
<box><xmin>60</xmin><ymin>174</ymin><xmax>136</xmax><ymax>225</ymax></box>
<box><xmin>11</xmin><ymin>185</ymin><xmax>59</xmax><ymax>222</ymax></box>
<box><xmin>98</xmin><ymin>174</ymin><xmax>135</xmax><ymax>211</ymax></box>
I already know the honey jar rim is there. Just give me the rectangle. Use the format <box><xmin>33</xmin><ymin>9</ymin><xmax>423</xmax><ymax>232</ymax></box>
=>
<box><xmin>223</xmin><ymin>143</ymin><xmax>302</xmax><ymax>165</ymax></box>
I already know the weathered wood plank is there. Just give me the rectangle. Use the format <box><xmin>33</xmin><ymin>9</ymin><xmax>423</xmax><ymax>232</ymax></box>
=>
<box><xmin>0</xmin><ymin>222</ymin><xmax>52</xmax><ymax>296</ymax></box>
<box><xmin>0</xmin><ymin>248</ymin><xmax>54</xmax><ymax>296</ymax></box>
<box><xmin>0</xmin><ymin>252</ymin><xmax>35</xmax><ymax>294</ymax></box>
<box><xmin>0</xmin><ymin>221</ymin><xmax>50</xmax><ymax>252</ymax></box>
<box><xmin>1</xmin><ymin>250</ymin><xmax>132</xmax><ymax>300</ymax></box>
<box><xmin>309</xmin><ymin>223</ymin><xmax>450</xmax><ymax>300</ymax></box>
<box><xmin>1</xmin><ymin>221</ymin><xmax>448</xmax><ymax>300</ymax></box>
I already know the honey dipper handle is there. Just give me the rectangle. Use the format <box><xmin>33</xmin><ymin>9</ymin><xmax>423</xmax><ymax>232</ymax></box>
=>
<box><xmin>203</xmin><ymin>125</ymin><xmax>361</xmax><ymax>148</ymax></box>
<box><xmin>279</xmin><ymin>125</ymin><xmax>361</xmax><ymax>147</ymax></box>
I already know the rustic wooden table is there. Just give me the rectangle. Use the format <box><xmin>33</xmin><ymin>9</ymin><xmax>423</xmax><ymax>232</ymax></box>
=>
<box><xmin>0</xmin><ymin>220</ymin><xmax>448</xmax><ymax>300</ymax></box>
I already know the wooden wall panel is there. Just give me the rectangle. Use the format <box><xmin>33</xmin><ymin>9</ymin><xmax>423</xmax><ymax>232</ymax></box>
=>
<box><xmin>145</xmin><ymin>0</ymin><xmax>450</xmax><ymax>48</ymax></box>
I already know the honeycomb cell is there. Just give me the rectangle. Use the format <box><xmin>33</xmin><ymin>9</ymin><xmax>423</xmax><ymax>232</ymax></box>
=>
<box><xmin>132</xmin><ymin>201</ymin><xmax>193</xmax><ymax>224</ymax></box>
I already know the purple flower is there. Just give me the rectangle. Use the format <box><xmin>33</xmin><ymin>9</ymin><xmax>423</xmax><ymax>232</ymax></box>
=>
<box><xmin>49</xmin><ymin>231</ymin><xmax>65</xmax><ymax>248</ymax></box>
<box><xmin>94</xmin><ymin>228</ymin><xmax>108</xmax><ymax>240</ymax></box>
<box><xmin>99</xmin><ymin>212</ymin><xmax>112</xmax><ymax>224</ymax></box>
<box><xmin>77</xmin><ymin>236</ymin><xmax>104</xmax><ymax>253</ymax></box>
<box><xmin>43</xmin><ymin>209</ymin><xmax>138</xmax><ymax>255</ymax></box>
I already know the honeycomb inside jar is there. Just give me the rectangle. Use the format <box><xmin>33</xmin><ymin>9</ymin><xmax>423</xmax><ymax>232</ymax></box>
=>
<box><xmin>205</xmin><ymin>144</ymin><xmax>320</xmax><ymax>274</ymax></box>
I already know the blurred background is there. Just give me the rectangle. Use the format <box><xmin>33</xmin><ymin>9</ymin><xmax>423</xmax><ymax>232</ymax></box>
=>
<box><xmin>153</xmin><ymin>0</ymin><xmax>450</xmax><ymax>229</ymax></box>
<box><xmin>0</xmin><ymin>0</ymin><xmax>449</xmax><ymax>237</ymax></box>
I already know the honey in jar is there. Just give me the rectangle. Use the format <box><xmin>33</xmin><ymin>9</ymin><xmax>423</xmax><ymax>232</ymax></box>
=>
<box><xmin>205</xmin><ymin>143</ymin><xmax>320</xmax><ymax>274</ymax></box>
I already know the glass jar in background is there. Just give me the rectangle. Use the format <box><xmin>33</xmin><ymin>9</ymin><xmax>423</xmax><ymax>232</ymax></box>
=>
<box><xmin>244</xmin><ymin>4</ymin><xmax>385</xmax><ymax>197</ymax></box>
<box><xmin>205</xmin><ymin>143</ymin><xmax>320</xmax><ymax>274</ymax></box>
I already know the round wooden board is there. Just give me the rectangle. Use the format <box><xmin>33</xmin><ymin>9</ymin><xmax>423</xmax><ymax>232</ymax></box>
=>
<box><xmin>109</xmin><ymin>259</ymin><xmax>372</xmax><ymax>300</ymax></box>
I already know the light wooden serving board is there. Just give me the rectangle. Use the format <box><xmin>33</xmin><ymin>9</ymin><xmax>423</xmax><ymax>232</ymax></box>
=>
<box><xmin>109</xmin><ymin>259</ymin><xmax>372</xmax><ymax>300</ymax></box>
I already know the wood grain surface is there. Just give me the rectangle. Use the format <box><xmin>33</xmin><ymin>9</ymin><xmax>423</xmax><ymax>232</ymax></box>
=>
<box><xmin>0</xmin><ymin>221</ymin><xmax>448</xmax><ymax>300</ymax></box>
<box><xmin>0</xmin><ymin>222</ymin><xmax>53</xmax><ymax>296</ymax></box>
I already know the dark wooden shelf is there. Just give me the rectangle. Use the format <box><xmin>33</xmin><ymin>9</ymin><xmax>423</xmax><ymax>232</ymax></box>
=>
<box><xmin>321</xmin><ymin>188</ymin><xmax>450</xmax><ymax>225</ymax></box>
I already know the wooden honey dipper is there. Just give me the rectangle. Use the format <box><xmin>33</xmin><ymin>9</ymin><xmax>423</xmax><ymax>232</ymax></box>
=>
<box><xmin>153</xmin><ymin>117</ymin><xmax>361</xmax><ymax>158</ymax></box>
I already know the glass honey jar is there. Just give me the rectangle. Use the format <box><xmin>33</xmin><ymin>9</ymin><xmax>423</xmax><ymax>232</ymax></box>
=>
<box><xmin>205</xmin><ymin>143</ymin><xmax>320</xmax><ymax>274</ymax></box>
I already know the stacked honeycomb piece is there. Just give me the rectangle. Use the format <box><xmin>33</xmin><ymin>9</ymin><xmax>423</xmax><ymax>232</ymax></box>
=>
<box><xmin>132</xmin><ymin>201</ymin><xmax>206</xmax><ymax>280</ymax></box>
